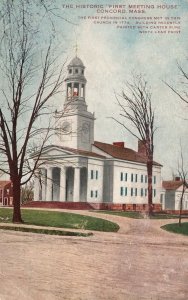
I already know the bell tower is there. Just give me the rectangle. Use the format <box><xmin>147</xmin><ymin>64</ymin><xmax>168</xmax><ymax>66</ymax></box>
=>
<box><xmin>55</xmin><ymin>56</ymin><xmax>95</xmax><ymax>151</ymax></box>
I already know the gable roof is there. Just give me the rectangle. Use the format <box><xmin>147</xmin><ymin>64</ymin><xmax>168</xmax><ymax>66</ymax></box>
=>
<box><xmin>93</xmin><ymin>141</ymin><xmax>162</xmax><ymax>166</ymax></box>
<box><xmin>0</xmin><ymin>181</ymin><xmax>11</xmax><ymax>189</ymax></box>
<box><xmin>162</xmin><ymin>180</ymin><xmax>183</xmax><ymax>190</ymax></box>
<box><xmin>61</xmin><ymin>146</ymin><xmax>106</xmax><ymax>159</ymax></box>
<box><xmin>39</xmin><ymin>145</ymin><xmax>105</xmax><ymax>159</ymax></box>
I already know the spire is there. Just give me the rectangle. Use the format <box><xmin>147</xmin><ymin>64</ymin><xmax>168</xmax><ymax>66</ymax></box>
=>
<box><xmin>74</xmin><ymin>41</ymin><xmax>78</xmax><ymax>57</ymax></box>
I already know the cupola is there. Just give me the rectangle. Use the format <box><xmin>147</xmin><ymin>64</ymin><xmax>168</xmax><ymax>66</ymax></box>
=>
<box><xmin>65</xmin><ymin>56</ymin><xmax>87</xmax><ymax>100</ymax></box>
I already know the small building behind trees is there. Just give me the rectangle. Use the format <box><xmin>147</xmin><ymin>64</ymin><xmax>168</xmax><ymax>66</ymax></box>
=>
<box><xmin>0</xmin><ymin>181</ymin><xmax>13</xmax><ymax>206</ymax></box>
<box><xmin>162</xmin><ymin>178</ymin><xmax>188</xmax><ymax>211</ymax></box>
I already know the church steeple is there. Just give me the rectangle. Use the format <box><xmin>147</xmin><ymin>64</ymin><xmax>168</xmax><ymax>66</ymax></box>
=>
<box><xmin>55</xmin><ymin>56</ymin><xmax>95</xmax><ymax>152</ymax></box>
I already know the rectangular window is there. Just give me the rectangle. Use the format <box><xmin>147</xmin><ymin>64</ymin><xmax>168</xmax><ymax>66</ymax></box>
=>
<box><xmin>145</xmin><ymin>175</ymin><xmax>147</xmax><ymax>183</ymax></box>
<box><xmin>131</xmin><ymin>188</ymin><xmax>133</xmax><ymax>196</ymax></box>
<box><xmin>125</xmin><ymin>187</ymin><xmax>127</xmax><ymax>196</ymax></box>
<box><xmin>131</xmin><ymin>174</ymin><xmax>133</xmax><ymax>182</ymax></box>
<box><xmin>96</xmin><ymin>170</ymin><xmax>98</xmax><ymax>180</ymax></box>
<box><xmin>91</xmin><ymin>190</ymin><xmax>93</xmax><ymax>198</ymax></box>
<box><xmin>95</xmin><ymin>190</ymin><xmax>98</xmax><ymax>198</ymax></box>
<box><xmin>145</xmin><ymin>189</ymin><xmax>147</xmax><ymax>197</ymax></box>
<box><xmin>141</xmin><ymin>175</ymin><xmax>143</xmax><ymax>183</ymax></box>
<box><xmin>125</xmin><ymin>173</ymin><xmax>128</xmax><ymax>181</ymax></box>
<box><xmin>141</xmin><ymin>188</ymin><xmax>144</xmax><ymax>197</ymax></box>
<box><xmin>153</xmin><ymin>189</ymin><xmax>156</xmax><ymax>197</ymax></box>
<box><xmin>154</xmin><ymin>176</ymin><xmax>156</xmax><ymax>184</ymax></box>
<box><xmin>135</xmin><ymin>174</ymin><xmax>138</xmax><ymax>183</ymax></box>
<box><xmin>120</xmin><ymin>187</ymin><xmax>123</xmax><ymax>196</ymax></box>
<box><xmin>135</xmin><ymin>188</ymin><xmax>137</xmax><ymax>196</ymax></box>
<box><xmin>120</xmin><ymin>172</ymin><xmax>123</xmax><ymax>181</ymax></box>
<box><xmin>91</xmin><ymin>170</ymin><xmax>94</xmax><ymax>179</ymax></box>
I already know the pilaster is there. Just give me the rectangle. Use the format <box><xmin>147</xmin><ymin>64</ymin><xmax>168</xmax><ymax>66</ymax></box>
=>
<box><xmin>73</xmin><ymin>167</ymin><xmax>80</xmax><ymax>202</ymax></box>
<box><xmin>41</xmin><ymin>168</ymin><xmax>46</xmax><ymax>201</ymax></box>
<box><xmin>46</xmin><ymin>167</ymin><xmax>53</xmax><ymax>202</ymax></box>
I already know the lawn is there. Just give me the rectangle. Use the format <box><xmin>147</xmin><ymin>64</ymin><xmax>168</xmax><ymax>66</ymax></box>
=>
<box><xmin>95</xmin><ymin>210</ymin><xmax>179</xmax><ymax>219</ymax></box>
<box><xmin>0</xmin><ymin>225</ymin><xmax>92</xmax><ymax>237</ymax></box>
<box><xmin>0</xmin><ymin>208</ymin><xmax>119</xmax><ymax>232</ymax></box>
<box><xmin>161</xmin><ymin>222</ymin><xmax>188</xmax><ymax>236</ymax></box>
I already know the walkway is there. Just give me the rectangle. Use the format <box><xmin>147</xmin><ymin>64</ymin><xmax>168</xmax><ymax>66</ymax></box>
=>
<box><xmin>0</xmin><ymin>209</ymin><xmax>187</xmax><ymax>300</ymax></box>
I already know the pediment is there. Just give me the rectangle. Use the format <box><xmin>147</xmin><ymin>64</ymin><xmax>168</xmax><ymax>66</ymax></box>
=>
<box><xmin>40</xmin><ymin>146</ymin><xmax>73</xmax><ymax>157</ymax></box>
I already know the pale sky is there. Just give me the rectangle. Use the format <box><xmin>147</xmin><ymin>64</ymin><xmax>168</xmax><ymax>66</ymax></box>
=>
<box><xmin>54</xmin><ymin>0</ymin><xmax>188</xmax><ymax>179</ymax></box>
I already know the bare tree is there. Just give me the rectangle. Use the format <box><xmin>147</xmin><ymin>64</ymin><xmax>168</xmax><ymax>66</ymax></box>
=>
<box><xmin>21</xmin><ymin>181</ymin><xmax>34</xmax><ymax>204</ymax></box>
<box><xmin>165</xmin><ymin>61</ymin><xmax>188</xmax><ymax>222</ymax></box>
<box><xmin>114</xmin><ymin>74</ymin><xmax>156</xmax><ymax>216</ymax></box>
<box><xmin>165</xmin><ymin>61</ymin><xmax>188</xmax><ymax>106</ymax></box>
<box><xmin>0</xmin><ymin>0</ymin><xmax>66</xmax><ymax>223</ymax></box>
<box><xmin>177</xmin><ymin>147</ymin><xmax>188</xmax><ymax>226</ymax></box>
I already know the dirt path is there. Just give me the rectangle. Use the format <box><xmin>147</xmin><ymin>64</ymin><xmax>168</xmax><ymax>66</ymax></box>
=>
<box><xmin>0</xmin><ymin>210</ymin><xmax>187</xmax><ymax>300</ymax></box>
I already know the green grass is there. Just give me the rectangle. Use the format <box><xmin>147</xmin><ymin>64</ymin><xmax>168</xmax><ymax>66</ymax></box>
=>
<box><xmin>0</xmin><ymin>208</ymin><xmax>119</xmax><ymax>232</ymax></box>
<box><xmin>96</xmin><ymin>210</ymin><xmax>143</xmax><ymax>218</ymax></box>
<box><xmin>0</xmin><ymin>225</ymin><xmax>92</xmax><ymax>237</ymax></box>
<box><xmin>95</xmin><ymin>210</ymin><xmax>179</xmax><ymax>219</ymax></box>
<box><xmin>150</xmin><ymin>214</ymin><xmax>179</xmax><ymax>219</ymax></box>
<box><xmin>161</xmin><ymin>222</ymin><xmax>188</xmax><ymax>236</ymax></box>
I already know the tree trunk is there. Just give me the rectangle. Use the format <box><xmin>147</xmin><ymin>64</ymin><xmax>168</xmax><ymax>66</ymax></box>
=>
<box><xmin>179</xmin><ymin>203</ymin><xmax>182</xmax><ymax>226</ymax></box>
<box><xmin>147</xmin><ymin>158</ymin><xmax>153</xmax><ymax>217</ymax></box>
<box><xmin>179</xmin><ymin>186</ymin><xmax>185</xmax><ymax>227</ymax></box>
<box><xmin>12</xmin><ymin>178</ymin><xmax>23</xmax><ymax>223</ymax></box>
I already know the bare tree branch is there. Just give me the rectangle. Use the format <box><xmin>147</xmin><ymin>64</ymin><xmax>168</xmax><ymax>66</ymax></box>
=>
<box><xmin>177</xmin><ymin>142</ymin><xmax>188</xmax><ymax>226</ymax></box>
<box><xmin>0</xmin><ymin>0</ymin><xmax>68</xmax><ymax>223</ymax></box>
<box><xmin>164</xmin><ymin>60</ymin><xmax>188</xmax><ymax>105</ymax></box>
<box><xmin>114</xmin><ymin>74</ymin><xmax>156</xmax><ymax>216</ymax></box>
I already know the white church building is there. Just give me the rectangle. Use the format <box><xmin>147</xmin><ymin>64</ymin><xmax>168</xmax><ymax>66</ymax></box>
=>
<box><xmin>33</xmin><ymin>56</ymin><xmax>162</xmax><ymax>210</ymax></box>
